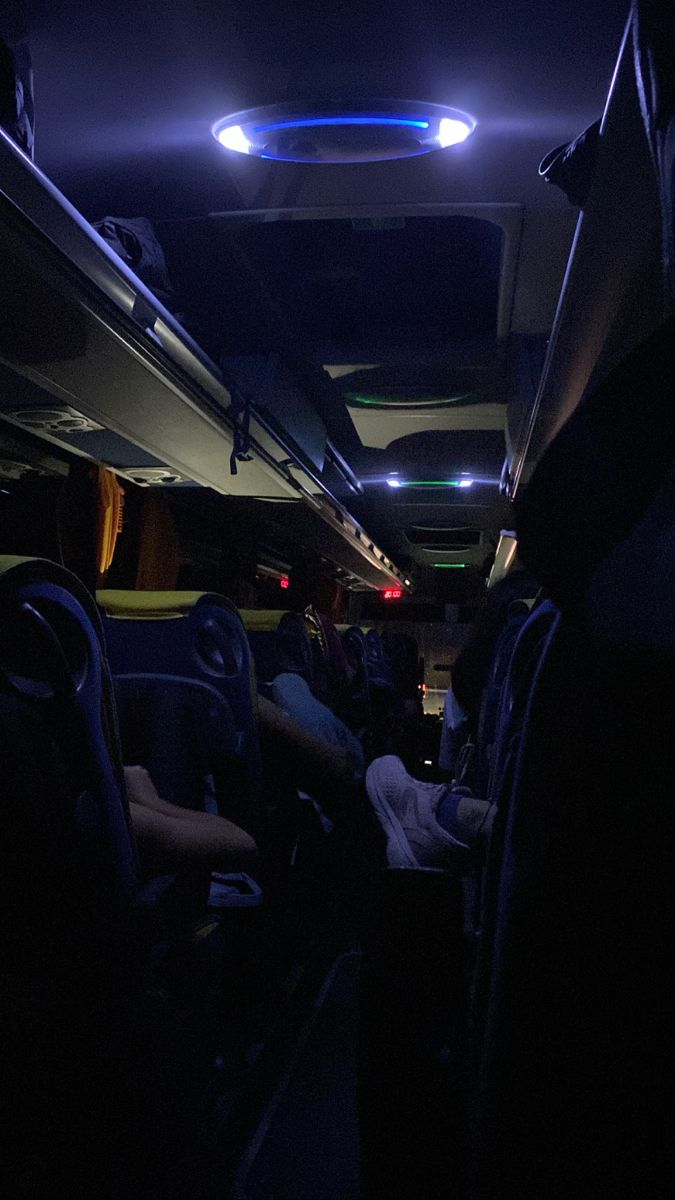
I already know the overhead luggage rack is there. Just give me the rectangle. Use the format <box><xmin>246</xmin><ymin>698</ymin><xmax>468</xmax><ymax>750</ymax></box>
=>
<box><xmin>0</xmin><ymin>126</ymin><xmax>408</xmax><ymax>591</ymax></box>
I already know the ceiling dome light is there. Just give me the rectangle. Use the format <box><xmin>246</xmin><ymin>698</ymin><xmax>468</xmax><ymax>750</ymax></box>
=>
<box><xmin>212</xmin><ymin>100</ymin><xmax>476</xmax><ymax>164</ymax></box>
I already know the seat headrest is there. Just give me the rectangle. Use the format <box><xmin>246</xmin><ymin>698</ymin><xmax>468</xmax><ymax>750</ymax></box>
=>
<box><xmin>0</xmin><ymin>555</ymin><xmax>105</xmax><ymax>642</ymax></box>
<box><xmin>97</xmin><ymin>589</ymin><xmax>213</xmax><ymax>619</ymax></box>
<box><xmin>239</xmin><ymin>609</ymin><xmax>287</xmax><ymax>632</ymax></box>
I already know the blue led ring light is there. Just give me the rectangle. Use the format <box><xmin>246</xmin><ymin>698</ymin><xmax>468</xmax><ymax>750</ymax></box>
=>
<box><xmin>252</xmin><ymin>116</ymin><xmax>431</xmax><ymax>133</ymax></box>
<box><xmin>212</xmin><ymin>100</ymin><xmax>476</xmax><ymax>164</ymax></box>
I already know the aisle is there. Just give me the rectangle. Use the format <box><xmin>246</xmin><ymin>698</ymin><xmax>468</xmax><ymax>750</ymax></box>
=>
<box><xmin>233</xmin><ymin>952</ymin><xmax>362</xmax><ymax>1200</ymax></box>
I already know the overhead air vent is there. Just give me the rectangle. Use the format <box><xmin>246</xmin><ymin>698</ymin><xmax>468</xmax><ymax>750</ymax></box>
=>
<box><xmin>7</xmin><ymin>405</ymin><xmax>105</xmax><ymax>435</ymax></box>
<box><xmin>0</xmin><ymin>457</ymin><xmax>40</xmax><ymax>480</ymax></box>
<box><xmin>118</xmin><ymin>466</ymin><xmax>189</xmax><ymax>486</ymax></box>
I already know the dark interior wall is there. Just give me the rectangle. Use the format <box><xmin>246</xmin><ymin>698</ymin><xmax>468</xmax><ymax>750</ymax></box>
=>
<box><xmin>0</xmin><ymin>474</ymin><xmax>64</xmax><ymax>561</ymax></box>
<box><xmin>0</xmin><ymin>464</ymin><xmax>99</xmax><ymax>593</ymax></box>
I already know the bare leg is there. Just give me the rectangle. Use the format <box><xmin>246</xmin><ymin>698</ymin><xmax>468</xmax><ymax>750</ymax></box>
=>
<box><xmin>125</xmin><ymin>766</ymin><xmax>258</xmax><ymax>872</ymax></box>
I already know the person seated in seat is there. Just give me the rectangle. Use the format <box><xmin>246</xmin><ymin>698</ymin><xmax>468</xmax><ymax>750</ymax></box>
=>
<box><xmin>125</xmin><ymin>765</ymin><xmax>258</xmax><ymax>874</ymax></box>
<box><xmin>127</xmin><ymin>675</ymin><xmax>363</xmax><ymax>877</ymax></box>
<box><xmin>256</xmin><ymin>675</ymin><xmax>365</xmax><ymax>820</ymax></box>
<box><xmin>365</xmin><ymin>572</ymin><xmax>538</xmax><ymax>871</ymax></box>
<box><xmin>266</xmin><ymin>671</ymin><xmax>364</xmax><ymax>780</ymax></box>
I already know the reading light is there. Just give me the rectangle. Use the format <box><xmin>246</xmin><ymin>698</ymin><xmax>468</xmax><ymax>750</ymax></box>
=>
<box><xmin>216</xmin><ymin>124</ymin><xmax>251</xmax><ymax>154</ymax></box>
<box><xmin>386</xmin><ymin>478</ymin><xmax>402</xmax><ymax>488</ymax></box>
<box><xmin>212</xmin><ymin>101</ymin><xmax>476</xmax><ymax>164</ymax></box>
<box><xmin>438</xmin><ymin>117</ymin><xmax>472</xmax><ymax>147</ymax></box>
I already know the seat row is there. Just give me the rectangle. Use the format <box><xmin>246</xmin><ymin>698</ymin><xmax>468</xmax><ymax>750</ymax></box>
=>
<box><xmin>0</xmin><ymin>558</ymin><xmax>399</xmax><ymax>1193</ymax></box>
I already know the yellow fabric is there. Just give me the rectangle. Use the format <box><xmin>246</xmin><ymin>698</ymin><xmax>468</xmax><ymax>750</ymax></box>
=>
<box><xmin>0</xmin><ymin>554</ymin><xmax>39</xmax><ymax>579</ymax></box>
<box><xmin>96</xmin><ymin>589</ymin><xmax>208</xmax><ymax>619</ymax></box>
<box><xmin>238</xmin><ymin>609</ymin><xmax>287</xmax><ymax>632</ymax></box>
<box><xmin>96</xmin><ymin>468</ymin><xmax>125</xmax><ymax>582</ymax></box>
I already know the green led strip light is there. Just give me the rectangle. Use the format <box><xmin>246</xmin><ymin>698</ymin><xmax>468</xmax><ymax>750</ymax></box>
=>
<box><xmin>432</xmin><ymin>562</ymin><xmax>467</xmax><ymax>568</ymax></box>
<box><xmin>347</xmin><ymin>393</ymin><xmax>470</xmax><ymax>408</ymax></box>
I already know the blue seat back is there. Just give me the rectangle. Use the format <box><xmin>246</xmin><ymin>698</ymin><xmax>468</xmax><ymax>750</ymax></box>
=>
<box><xmin>0</xmin><ymin>557</ymin><xmax>138</xmax><ymax>921</ymax></box>
<box><xmin>365</xmin><ymin>628</ymin><xmax>396</xmax><ymax>692</ymax></box>
<box><xmin>113</xmin><ymin>673</ymin><xmax>244</xmax><ymax>823</ymax></box>
<box><xmin>0</xmin><ymin>557</ymin><xmax>144</xmax><ymax>1200</ymax></box>
<box><xmin>485</xmin><ymin>600</ymin><xmax>560</xmax><ymax>806</ymax></box>
<box><xmin>341</xmin><ymin>626</ymin><xmax>371</xmax><ymax>724</ymax></box>
<box><xmin>471</xmin><ymin>596</ymin><xmax>675</xmax><ymax>1197</ymax></box>
<box><xmin>98</xmin><ymin>591</ymin><xmax>262</xmax><ymax>817</ymax></box>
<box><xmin>246</xmin><ymin>629</ymin><xmax>279</xmax><ymax>687</ymax></box>
<box><xmin>473</xmin><ymin>610</ymin><xmax>531</xmax><ymax>796</ymax></box>
<box><xmin>275</xmin><ymin>610</ymin><xmax>315</xmax><ymax>686</ymax></box>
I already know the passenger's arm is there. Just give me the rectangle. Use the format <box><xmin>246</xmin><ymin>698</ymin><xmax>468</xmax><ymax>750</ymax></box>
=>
<box><xmin>257</xmin><ymin>694</ymin><xmax>357</xmax><ymax>791</ymax></box>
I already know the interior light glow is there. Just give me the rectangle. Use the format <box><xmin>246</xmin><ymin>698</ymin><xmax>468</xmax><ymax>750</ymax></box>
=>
<box><xmin>433</xmin><ymin>562</ymin><xmax>467</xmax><ymax>568</ymax></box>
<box><xmin>216</xmin><ymin>124</ymin><xmax>251</xmax><ymax>153</ymax></box>
<box><xmin>253</xmin><ymin>116</ymin><xmax>430</xmax><ymax>133</ymax></box>
<box><xmin>386</xmin><ymin>478</ymin><xmax>402</xmax><ymax>488</ymax></box>
<box><xmin>391</xmin><ymin>480</ymin><xmax>471</xmax><ymax>488</ymax></box>
<box><xmin>438</xmin><ymin>117</ymin><xmax>472</xmax><ymax>147</ymax></box>
<box><xmin>212</xmin><ymin>102</ymin><xmax>476</xmax><ymax>163</ymax></box>
<box><xmin>347</xmin><ymin>392</ymin><xmax>469</xmax><ymax>408</ymax></box>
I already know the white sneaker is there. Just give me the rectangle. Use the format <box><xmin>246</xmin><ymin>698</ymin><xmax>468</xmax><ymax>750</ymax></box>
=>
<box><xmin>365</xmin><ymin>756</ymin><xmax>472</xmax><ymax>871</ymax></box>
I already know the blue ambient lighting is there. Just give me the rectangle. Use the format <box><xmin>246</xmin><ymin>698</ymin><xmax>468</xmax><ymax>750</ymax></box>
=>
<box><xmin>212</xmin><ymin>101</ymin><xmax>476</xmax><ymax>164</ymax></box>
<box><xmin>252</xmin><ymin>116</ymin><xmax>430</xmax><ymax>133</ymax></box>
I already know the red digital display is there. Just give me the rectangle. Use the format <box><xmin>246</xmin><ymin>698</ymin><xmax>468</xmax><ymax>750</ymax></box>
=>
<box><xmin>280</xmin><ymin>576</ymin><xmax>290</xmax><ymax>590</ymax></box>
<box><xmin>382</xmin><ymin>587</ymin><xmax>403</xmax><ymax>601</ymax></box>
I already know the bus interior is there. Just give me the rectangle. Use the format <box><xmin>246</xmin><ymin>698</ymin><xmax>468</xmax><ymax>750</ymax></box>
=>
<box><xmin>1</xmin><ymin>2</ymin><xmax>673</xmax><ymax>1197</ymax></box>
